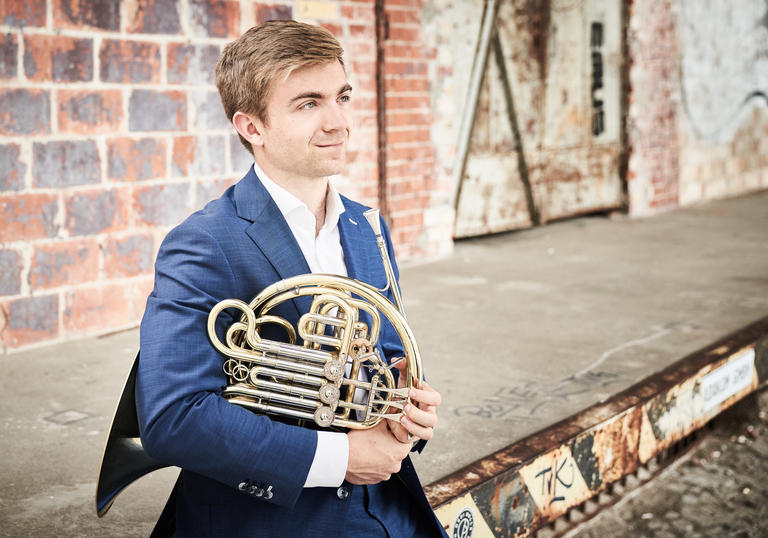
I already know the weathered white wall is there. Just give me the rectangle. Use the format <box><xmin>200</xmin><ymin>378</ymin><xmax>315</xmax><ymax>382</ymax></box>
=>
<box><xmin>677</xmin><ymin>0</ymin><xmax>768</xmax><ymax>204</ymax></box>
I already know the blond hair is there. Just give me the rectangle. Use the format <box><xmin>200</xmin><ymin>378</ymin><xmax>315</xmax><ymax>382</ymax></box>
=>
<box><xmin>216</xmin><ymin>20</ymin><xmax>345</xmax><ymax>153</ymax></box>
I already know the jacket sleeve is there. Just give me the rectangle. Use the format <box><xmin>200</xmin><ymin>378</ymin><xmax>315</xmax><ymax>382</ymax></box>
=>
<box><xmin>135</xmin><ymin>222</ymin><xmax>318</xmax><ymax>509</ymax></box>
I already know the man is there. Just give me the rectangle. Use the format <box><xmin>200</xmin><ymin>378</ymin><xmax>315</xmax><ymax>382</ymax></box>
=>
<box><xmin>136</xmin><ymin>20</ymin><xmax>446</xmax><ymax>537</ymax></box>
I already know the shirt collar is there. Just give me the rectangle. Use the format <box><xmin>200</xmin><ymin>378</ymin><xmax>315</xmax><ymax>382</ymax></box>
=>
<box><xmin>252</xmin><ymin>161</ymin><xmax>345</xmax><ymax>233</ymax></box>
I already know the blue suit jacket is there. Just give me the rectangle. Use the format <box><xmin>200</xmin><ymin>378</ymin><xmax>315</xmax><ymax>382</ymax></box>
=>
<box><xmin>136</xmin><ymin>167</ymin><xmax>444</xmax><ymax>536</ymax></box>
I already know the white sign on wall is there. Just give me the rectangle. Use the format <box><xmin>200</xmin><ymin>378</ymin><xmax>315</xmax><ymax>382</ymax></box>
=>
<box><xmin>700</xmin><ymin>348</ymin><xmax>755</xmax><ymax>412</ymax></box>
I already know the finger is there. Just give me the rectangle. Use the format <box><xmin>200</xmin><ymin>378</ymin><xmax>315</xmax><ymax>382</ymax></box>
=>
<box><xmin>399</xmin><ymin>415</ymin><xmax>434</xmax><ymax>441</ymax></box>
<box><xmin>409</xmin><ymin>386</ymin><xmax>442</xmax><ymax>407</ymax></box>
<box><xmin>404</xmin><ymin>403</ymin><xmax>437</xmax><ymax>429</ymax></box>
<box><xmin>387</xmin><ymin>419</ymin><xmax>411</xmax><ymax>443</ymax></box>
<box><xmin>389</xmin><ymin>357</ymin><xmax>407</xmax><ymax>388</ymax></box>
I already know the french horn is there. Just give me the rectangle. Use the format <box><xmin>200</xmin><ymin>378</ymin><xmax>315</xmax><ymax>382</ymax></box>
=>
<box><xmin>208</xmin><ymin>209</ymin><xmax>422</xmax><ymax>430</ymax></box>
<box><xmin>95</xmin><ymin>209</ymin><xmax>421</xmax><ymax>516</ymax></box>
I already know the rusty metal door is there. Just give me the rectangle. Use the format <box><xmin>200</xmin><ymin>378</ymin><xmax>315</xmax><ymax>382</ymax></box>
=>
<box><xmin>453</xmin><ymin>0</ymin><xmax>624</xmax><ymax>238</ymax></box>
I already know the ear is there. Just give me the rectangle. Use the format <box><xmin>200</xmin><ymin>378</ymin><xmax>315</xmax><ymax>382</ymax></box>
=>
<box><xmin>232</xmin><ymin>111</ymin><xmax>265</xmax><ymax>148</ymax></box>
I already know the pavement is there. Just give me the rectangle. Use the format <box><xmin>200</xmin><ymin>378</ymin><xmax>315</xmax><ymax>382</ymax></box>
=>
<box><xmin>1</xmin><ymin>190</ymin><xmax>766</xmax><ymax>537</ymax></box>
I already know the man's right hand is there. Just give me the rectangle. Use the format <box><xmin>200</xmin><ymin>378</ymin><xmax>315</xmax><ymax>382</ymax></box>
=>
<box><xmin>344</xmin><ymin>421</ymin><xmax>413</xmax><ymax>485</ymax></box>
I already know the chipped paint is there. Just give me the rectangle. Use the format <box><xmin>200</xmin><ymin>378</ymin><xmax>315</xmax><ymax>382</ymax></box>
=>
<box><xmin>428</xmin><ymin>317</ymin><xmax>768</xmax><ymax>536</ymax></box>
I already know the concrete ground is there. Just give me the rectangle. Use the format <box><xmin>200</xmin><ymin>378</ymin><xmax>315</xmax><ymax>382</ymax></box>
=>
<box><xmin>1</xmin><ymin>190</ymin><xmax>766</xmax><ymax>537</ymax></box>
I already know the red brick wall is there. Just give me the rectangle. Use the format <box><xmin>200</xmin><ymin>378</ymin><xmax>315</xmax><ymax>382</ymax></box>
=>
<box><xmin>625</xmin><ymin>0</ymin><xmax>681</xmax><ymax>215</ymax></box>
<box><xmin>0</xmin><ymin>0</ymin><xmax>450</xmax><ymax>353</ymax></box>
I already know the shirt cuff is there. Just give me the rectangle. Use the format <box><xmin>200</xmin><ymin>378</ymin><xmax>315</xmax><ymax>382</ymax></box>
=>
<box><xmin>303</xmin><ymin>431</ymin><xmax>349</xmax><ymax>488</ymax></box>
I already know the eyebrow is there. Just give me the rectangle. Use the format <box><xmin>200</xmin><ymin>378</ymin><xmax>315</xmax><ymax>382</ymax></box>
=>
<box><xmin>290</xmin><ymin>83</ymin><xmax>353</xmax><ymax>104</ymax></box>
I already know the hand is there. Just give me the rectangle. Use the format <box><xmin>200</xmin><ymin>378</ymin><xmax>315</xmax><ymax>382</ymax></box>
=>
<box><xmin>345</xmin><ymin>421</ymin><xmax>413</xmax><ymax>485</ymax></box>
<box><xmin>387</xmin><ymin>358</ymin><xmax>441</xmax><ymax>444</ymax></box>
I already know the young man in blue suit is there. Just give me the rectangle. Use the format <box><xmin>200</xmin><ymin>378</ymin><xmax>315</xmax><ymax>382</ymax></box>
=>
<box><xmin>136</xmin><ymin>20</ymin><xmax>446</xmax><ymax>536</ymax></box>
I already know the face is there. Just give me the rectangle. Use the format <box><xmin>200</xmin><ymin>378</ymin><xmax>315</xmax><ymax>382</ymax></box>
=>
<box><xmin>251</xmin><ymin>61</ymin><xmax>352</xmax><ymax>183</ymax></box>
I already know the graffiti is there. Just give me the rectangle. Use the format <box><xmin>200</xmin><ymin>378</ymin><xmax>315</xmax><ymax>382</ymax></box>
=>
<box><xmin>453</xmin><ymin>371</ymin><xmax>622</xmax><ymax>420</ymax></box>
<box><xmin>590</xmin><ymin>21</ymin><xmax>605</xmax><ymax>136</ymax></box>
<box><xmin>534</xmin><ymin>456</ymin><xmax>576</xmax><ymax>504</ymax></box>
<box><xmin>681</xmin><ymin>0</ymin><xmax>768</xmax><ymax>140</ymax></box>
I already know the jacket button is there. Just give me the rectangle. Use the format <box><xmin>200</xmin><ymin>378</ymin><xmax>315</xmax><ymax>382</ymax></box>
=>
<box><xmin>264</xmin><ymin>486</ymin><xmax>273</xmax><ymax>500</ymax></box>
<box><xmin>249</xmin><ymin>485</ymin><xmax>264</xmax><ymax>497</ymax></box>
<box><xmin>238</xmin><ymin>481</ymin><xmax>249</xmax><ymax>492</ymax></box>
<box><xmin>336</xmin><ymin>486</ymin><xmax>350</xmax><ymax>500</ymax></box>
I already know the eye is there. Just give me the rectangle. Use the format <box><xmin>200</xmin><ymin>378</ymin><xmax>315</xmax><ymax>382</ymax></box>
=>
<box><xmin>300</xmin><ymin>101</ymin><xmax>317</xmax><ymax>110</ymax></box>
<box><xmin>338</xmin><ymin>94</ymin><xmax>351</xmax><ymax>104</ymax></box>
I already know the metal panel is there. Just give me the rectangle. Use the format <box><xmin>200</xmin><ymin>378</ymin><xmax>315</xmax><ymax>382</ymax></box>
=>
<box><xmin>455</xmin><ymin>0</ymin><xmax>624</xmax><ymax>238</ymax></box>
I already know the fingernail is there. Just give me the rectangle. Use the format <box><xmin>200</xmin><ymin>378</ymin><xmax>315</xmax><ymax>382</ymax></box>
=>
<box><xmin>404</xmin><ymin>404</ymin><xmax>412</xmax><ymax>413</ymax></box>
<box><xmin>400</xmin><ymin>416</ymin><xmax>408</xmax><ymax>425</ymax></box>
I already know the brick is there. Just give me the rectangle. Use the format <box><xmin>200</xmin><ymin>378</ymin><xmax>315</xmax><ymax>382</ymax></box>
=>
<box><xmin>387</xmin><ymin>128</ymin><xmax>431</xmax><ymax>145</ymax></box>
<box><xmin>188</xmin><ymin>0</ymin><xmax>240</xmax><ymax>38</ymax></box>
<box><xmin>57</xmin><ymin>90</ymin><xmax>122</xmax><ymax>134</ymax></box>
<box><xmin>167</xmin><ymin>43</ymin><xmax>220</xmax><ymax>85</ymax></box>
<box><xmin>192</xmin><ymin>90</ymin><xmax>229</xmax><ymax>129</ymax></box>
<box><xmin>385</xmin><ymin>61</ymin><xmax>427</xmax><ymax>76</ymax></box>
<box><xmin>1</xmin><ymin>34</ymin><xmax>17</xmax><ymax>79</ymax></box>
<box><xmin>134</xmin><ymin>183</ymin><xmax>190</xmax><ymax>226</ymax></box>
<box><xmin>104</xmin><ymin>234</ymin><xmax>154</xmax><ymax>278</ymax></box>
<box><xmin>65</xmin><ymin>189</ymin><xmax>125</xmax><ymax>236</ymax></box>
<box><xmin>33</xmin><ymin>140</ymin><xmax>101</xmax><ymax>188</ymax></box>
<box><xmin>386</xmin><ymin>8</ymin><xmax>420</xmax><ymax>24</ymax></box>
<box><xmin>54</xmin><ymin>0</ymin><xmax>120</xmax><ymax>31</ymax></box>
<box><xmin>126</xmin><ymin>0</ymin><xmax>181</xmax><ymax>34</ymax></box>
<box><xmin>63</xmin><ymin>284</ymin><xmax>135</xmax><ymax>334</ymax></box>
<box><xmin>1</xmin><ymin>0</ymin><xmax>46</xmax><ymax>27</ymax></box>
<box><xmin>172</xmin><ymin>135</ymin><xmax>227</xmax><ymax>177</ymax></box>
<box><xmin>1</xmin><ymin>295</ymin><xmax>58</xmax><ymax>348</ymax></box>
<box><xmin>255</xmin><ymin>3</ymin><xmax>293</xmax><ymax>23</ymax></box>
<box><xmin>24</xmin><ymin>35</ymin><xmax>93</xmax><ymax>82</ymax></box>
<box><xmin>195</xmin><ymin>178</ymin><xmax>235</xmax><ymax>207</ymax></box>
<box><xmin>0</xmin><ymin>193</ymin><xmax>59</xmax><ymax>242</ymax></box>
<box><xmin>0</xmin><ymin>89</ymin><xmax>50</xmax><ymax>135</ymax></box>
<box><xmin>295</xmin><ymin>0</ymin><xmax>338</xmax><ymax>20</ymax></box>
<box><xmin>230</xmin><ymin>134</ymin><xmax>254</xmax><ymax>173</ymax></box>
<box><xmin>386</xmin><ymin>77</ymin><xmax>430</xmax><ymax>93</ymax></box>
<box><xmin>29</xmin><ymin>240</ymin><xmax>100</xmax><ymax>290</ymax></box>
<box><xmin>0</xmin><ymin>250</ymin><xmax>22</xmax><ymax>295</ymax></box>
<box><xmin>107</xmin><ymin>137</ymin><xmax>166</xmax><ymax>181</ymax></box>
<box><xmin>385</xmin><ymin>94</ymin><xmax>430</xmax><ymax>110</ymax></box>
<box><xmin>387</xmin><ymin>25</ymin><xmax>422</xmax><ymax>43</ymax></box>
<box><xmin>129</xmin><ymin>90</ymin><xmax>186</xmax><ymax>131</ymax></box>
<box><xmin>99</xmin><ymin>39</ymin><xmax>161</xmax><ymax>83</ymax></box>
<box><xmin>0</xmin><ymin>144</ymin><xmax>26</xmax><ymax>191</ymax></box>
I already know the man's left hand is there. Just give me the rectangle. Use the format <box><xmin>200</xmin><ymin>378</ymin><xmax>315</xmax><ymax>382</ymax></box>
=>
<box><xmin>387</xmin><ymin>358</ymin><xmax>441</xmax><ymax>444</ymax></box>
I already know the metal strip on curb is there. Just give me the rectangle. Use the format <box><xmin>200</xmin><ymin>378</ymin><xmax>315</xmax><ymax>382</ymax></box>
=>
<box><xmin>426</xmin><ymin>315</ymin><xmax>768</xmax><ymax>537</ymax></box>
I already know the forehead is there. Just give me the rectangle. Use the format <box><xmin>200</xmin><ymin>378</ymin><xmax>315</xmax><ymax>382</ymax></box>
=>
<box><xmin>271</xmin><ymin>61</ymin><xmax>348</xmax><ymax>101</ymax></box>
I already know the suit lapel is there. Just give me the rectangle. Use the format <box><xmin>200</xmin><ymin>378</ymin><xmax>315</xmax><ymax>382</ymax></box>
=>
<box><xmin>338</xmin><ymin>198</ymin><xmax>373</xmax><ymax>284</ymax></box>
<box><xmin>234</xmin><ymin>167</ymin><xmax>311</xmax><ymax>317</ymax></box>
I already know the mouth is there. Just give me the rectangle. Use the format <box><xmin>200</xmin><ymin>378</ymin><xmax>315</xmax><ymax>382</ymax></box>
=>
<box><xmin>315</xmin><ymin>141</ymin><xmax>345</xmax><ymax>149</ymax></box>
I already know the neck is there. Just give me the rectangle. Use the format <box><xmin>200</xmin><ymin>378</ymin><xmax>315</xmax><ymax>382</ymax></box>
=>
<box><xmin>255</xmin><ymin>157</ymin><xmax>329</xmax><ymax>236</ymax></box>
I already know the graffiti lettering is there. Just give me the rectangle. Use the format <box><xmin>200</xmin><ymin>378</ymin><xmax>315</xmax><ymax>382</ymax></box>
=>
<box><xmin>590</xmin><ymin>21</ymin><xmax>605</xmax><ymax>136</ymax></box>
<box><xmin>453</xmin><ymin>371</ymin><xmax>622</xmax><ymax>421</ymax></box>
<box><xmin>535</xmin><ymin>457</ymin><xmax>576</xmax><ymax>504</ymax></box>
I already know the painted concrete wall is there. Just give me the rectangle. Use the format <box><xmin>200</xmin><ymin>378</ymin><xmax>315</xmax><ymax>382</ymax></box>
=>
<box><xmin>626</xmin><ymin>0</ymin><xmax>768</xmax><ymax>214</ymax></box>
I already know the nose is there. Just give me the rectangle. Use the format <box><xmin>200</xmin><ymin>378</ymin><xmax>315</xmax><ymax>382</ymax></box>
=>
<box><xmin>322</xmin><ymin>102</ymin><xmax>350</xmax><ymax>134</ymax></box>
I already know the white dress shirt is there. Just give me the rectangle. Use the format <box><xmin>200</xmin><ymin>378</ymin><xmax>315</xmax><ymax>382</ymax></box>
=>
<box><xmin>252</xmin><ymin>161</ymin><xmax>350</xmax><ymax>488</ymax></box>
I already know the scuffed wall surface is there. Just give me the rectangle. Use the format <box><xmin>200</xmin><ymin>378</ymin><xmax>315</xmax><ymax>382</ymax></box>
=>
<box><xmin>627</xmin><ymin>0</ymin><xmax>768</xmax><ymax>213</ymax></box>
<box><xmin>677</xmin><ymin>0</ymin><xmax>768</xmax><ymax>204</ymax></box>
<box><xmin>453</xmin><ymin>0</ymin><xmax>624</xmax><ymax>237</ymax></box>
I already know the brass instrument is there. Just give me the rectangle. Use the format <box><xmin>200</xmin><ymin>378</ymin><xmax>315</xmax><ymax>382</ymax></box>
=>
<box><xmin>207</xmin><ymin>209</ymin><xmax>421</xmax><ymax>429</ymax></box>
<box><xmin>95</xmin><ymin>208</ymin><xmax>421</xmax><ymax>516</ymax></box>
